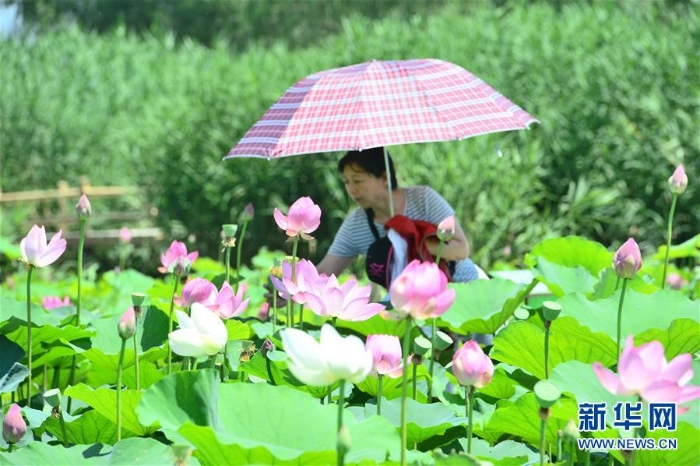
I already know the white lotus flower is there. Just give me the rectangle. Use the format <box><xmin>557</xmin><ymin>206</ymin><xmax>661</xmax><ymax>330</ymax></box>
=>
<box><xmin>280</xmin><ymin>324</ymin><xmax>373</xmax><ymax>387</ymax></box>
<box><xmin>169</xmin><ymin>303</ymin><xmax>228</xmax><ymax>358</ymax></box>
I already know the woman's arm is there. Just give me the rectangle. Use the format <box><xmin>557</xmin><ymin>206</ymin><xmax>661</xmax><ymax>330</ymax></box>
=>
<box><xmin>316</xmin><ymin>253</ymin><xmax>355</xmax><ymax>276</ymax></box>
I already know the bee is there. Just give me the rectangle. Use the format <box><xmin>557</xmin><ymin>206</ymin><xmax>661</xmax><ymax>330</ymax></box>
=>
<box><xmin>239</xmin><ymin>344</ymin><xmax>257</xmax><ymax>362</ymax></box>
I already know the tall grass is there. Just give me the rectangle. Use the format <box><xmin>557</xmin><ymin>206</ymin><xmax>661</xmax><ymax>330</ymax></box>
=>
<box><xmin>1</xmin><ymin>2</ymin><xmax>697</xmax><ymax>270</ymax></box>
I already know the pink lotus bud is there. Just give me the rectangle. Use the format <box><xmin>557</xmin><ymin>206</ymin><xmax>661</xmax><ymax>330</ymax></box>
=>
<box><xmin>668</xmin><ymin>164</ymin><xmax>688</xmax><ymax>195</ymax></box>
<box><xmin>436</xmin><ymin>215</ymin><xmax>456</xmax><ymax>242</ymax></box>
<box><xmin>76</xmin><ymin>194</ymin><xmax>91</xmax><ymax>218</ymax></box>
<box><xmin>241</xmin><ymin>203</ymin><xmax>255</xmax><ymax>222</ymax></box>
<box><xmin>119</xmin><ymin>227</ymin><xmax>133</xmax><ymax>243</ymax></box>
<box><xmin>365</xmin><ymin>334</ymin><xmax>403</xmax><ymax>378</ymax></box>
<box><xmin>387</xmin><ymin>260</ymin><xmax>455</xmax><ymax>320</ymax></box>
<box><xmin>257</xmin><ymin>302</ymin><xmax>270</xmax><ymax>321</ymax></box>
<box><xmin>452</xmin><ymin>341</ymin><xmax>494</xmax><ymax>388</ymax></box>
<box><xmin>612</xmin><ymin>238</ymin><xmax>643</xmax><ymax>279</ymax></box>
<box><xmin>2</xmin><ymin>404</ymin><xmax>26</xmax><ymax>444</ymax></box>
<box><xmin>117</xmin><ymin>307</ymin><xmax>137</xmax><ymax>339</ymax></box>
<box><xmin>666</xmin><ymin>273</ymin><xmax>688</xmax><ymax>290</ymax></box>
<box><xmin>261</xmin><ymin>338</ymin><xmax>274</xmax><ymax>358</ymax></box>
<box><xmin>273</xmin><ymin>197</ymin><xmax>321</xmax><ymax>239</ymax></box>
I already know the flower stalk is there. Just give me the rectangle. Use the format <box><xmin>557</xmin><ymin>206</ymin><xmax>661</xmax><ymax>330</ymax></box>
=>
<box><xmin>25</xmin><ymin>266</ymin><xmax>34</xmax><ymax>407</ymax></box>
<box><xmin>235</xmin><ymin>218</ymin><xmax>250</xmax><ymax>293</ymax></box>
<box><xmin>616</xmin><ymin>279</ymin><xmax>629</xmax><ymax>359</ymax></box>
<box><xmin>116</xmin><ymin>338</ymin><xmax>126</xmax><ymax>442</ymax></box>
<box><xmin>377</xmin><ymin>374</ymin><xmax>383</xmax><ymax>415</ymax></box>
<box><xmin>399</xmin><ymin>318</ymin><xmax>413</xmax><ymax>466</ymax></box>
<box><xmin>466</xmin><ymin>386</ymin><xmax>475</xmax><ymax>454</ymax></box>
<box><xmin>167</xmin><ymin>273</ymin><xmax>181</xmax><ymax>374</ymax></box>
<box><xmin>336</xmin><ymin>379</ymin><xmax>347</xmax><ymax>466</ymax></box>
<box><xmin>661</xmin><ymin>194</ymin><xmax>678</xmax><ymax>289</ymax></box>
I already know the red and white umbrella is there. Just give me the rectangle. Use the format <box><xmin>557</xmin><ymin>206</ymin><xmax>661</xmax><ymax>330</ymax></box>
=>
<box><xmin>225</xmin><ymin>58</ymin><xmax>538</xmax><ymax>160</ymax></box>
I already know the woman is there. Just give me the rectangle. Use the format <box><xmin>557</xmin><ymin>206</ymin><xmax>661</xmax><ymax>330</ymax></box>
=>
<box><xmin>316</xmin><ymin>147</ymin><xmax>481</xmax><ymax>284</ymax></box>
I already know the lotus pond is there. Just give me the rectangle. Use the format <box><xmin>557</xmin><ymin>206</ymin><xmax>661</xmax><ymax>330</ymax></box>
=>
<box><xmin>0</xmin><ymin>183</ymin><xmax>699</xmax><ymax>466</ymax></box>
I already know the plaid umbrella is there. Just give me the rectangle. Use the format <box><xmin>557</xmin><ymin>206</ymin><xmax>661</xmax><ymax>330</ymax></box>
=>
<box><xmin>225</xmin><ymin>58</ymin><xmax>538</xmax><ymax>160</ymax></box>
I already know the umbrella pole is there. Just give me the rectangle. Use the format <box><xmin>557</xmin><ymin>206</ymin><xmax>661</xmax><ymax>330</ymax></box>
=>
<box><xmin>383</xmin><ymin>147</ymin><xmax>395</xmax><ymax>217</ymax></box>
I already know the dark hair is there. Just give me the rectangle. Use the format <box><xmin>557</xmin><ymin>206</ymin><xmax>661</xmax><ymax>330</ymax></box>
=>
<box><xmin>338</xmin><ymin>147</ymin><xmax>399</xmax><ymax>189</ymax></box>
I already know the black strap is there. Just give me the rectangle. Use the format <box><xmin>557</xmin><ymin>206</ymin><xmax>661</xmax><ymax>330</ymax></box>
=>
<box><xmin>365</xmin><ymin>208</ymin><xmax>381</xmax><ymax>240</ymax></box>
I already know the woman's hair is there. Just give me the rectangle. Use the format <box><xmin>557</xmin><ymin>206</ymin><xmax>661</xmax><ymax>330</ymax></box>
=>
<box><xmin>338</xmin><ymin>147</ymin><xmax>399</xmax><ymax>189</ymax></box>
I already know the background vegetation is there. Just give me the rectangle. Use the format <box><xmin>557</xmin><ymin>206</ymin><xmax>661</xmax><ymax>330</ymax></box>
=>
<box><xmin>1</xmin><ymin>0</ymin><xmax>698</xmax><ymax>275</ymax></box>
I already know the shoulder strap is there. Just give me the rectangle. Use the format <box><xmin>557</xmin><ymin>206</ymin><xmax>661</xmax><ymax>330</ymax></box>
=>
<box><xmin>365</xmin><ymin>208</ymin><xmax>381</xmax><ymax>240</ymax></box>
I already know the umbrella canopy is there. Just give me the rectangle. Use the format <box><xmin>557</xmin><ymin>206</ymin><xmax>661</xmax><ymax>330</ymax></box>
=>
<box><xmin>225</xmin><ymin>58</ymin><xmax>538</xmax><ymax>160</ymax></box>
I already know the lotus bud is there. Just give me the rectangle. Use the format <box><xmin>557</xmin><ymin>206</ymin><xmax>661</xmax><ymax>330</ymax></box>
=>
<box><xmin>437</xmin><ymin>215</ymin><xmax>456</xmax><ymax>242</ymax></box>
<box><xmin>119</xmin><ymin>227</ymin><xmax>133</xmax><ymax>243</ymax></box>
<box><xmin>563</xmin><ymin>419</ymin><xmax>580</xmax><ymax>441</ymax></box>
<box><xmin>170</xmin><ymin>256</ymin><xmax>190</xmax><ymax>277</ymax></box>
<box><xmin>612</xmin><ymin>238</ymin><xmax>642</xmax><ymax>279</ymax></box>
<box><xmin>666</xmin><ymin>272</ymin><xmax>687</xmax><ymax>290</ymax></box>
<box><xmin>542</xmin><ymin>301</ymin><xmax>562</xmax><ymax>321</ymax></box>
<box><xmin>241</xmin><ymin>203</ymin><xmax>255</xmax><ymax>223</ymax></box>
<box><xmin>261</xmin><ymin>338</ymin><xmax>274</xmax><ymax>358</ymax></box>
<box><xmin>452</xmin><ymin>341</ymin><xmax>494</xmax><ymax>388</ymax></box>
<box><xmin>668</xmin><ymin>164</ymin><xmax>688</xmax><ymax>195</ymax></box>
<box><xmin>3</xmin><ymin>404</ymin><xmax>26</xmax><ymax>444</ymax></box>
<box><xmin>257</xmin><ymin>302</ymin><xmax>270</xmax><ymax>321</ymax></box>
<box><xmin>117</xmin><ymin>307</ymin><xmax>137</xmax><ymax>340</ymax></box>
<box><xmin>76</xmin><ymin>194</ymin><xmax>91</xmax><ymax>218</ymax></box>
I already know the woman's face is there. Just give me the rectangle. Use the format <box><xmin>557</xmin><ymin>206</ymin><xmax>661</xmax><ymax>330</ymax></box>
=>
<box><xmin>341</xmin><ymin>164</ymin><xmax>386</xmax><ymax>209</ymax></box>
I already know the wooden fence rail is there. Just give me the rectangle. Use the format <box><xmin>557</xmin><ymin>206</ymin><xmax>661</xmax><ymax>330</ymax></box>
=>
<box><xmin>1</xmin><ymin>177</ymin><xmax>163</xmax><ymax>244</ymax></box>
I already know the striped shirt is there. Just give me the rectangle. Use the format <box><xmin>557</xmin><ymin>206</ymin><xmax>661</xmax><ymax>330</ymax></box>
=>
<box><xmin>328</xmin><ymin>186</ymin><xmax>479</xmax><ymax>282</ymax></box>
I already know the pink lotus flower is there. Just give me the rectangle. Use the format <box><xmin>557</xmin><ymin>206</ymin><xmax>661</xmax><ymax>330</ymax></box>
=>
<box><xmin>437</xmin><ymin>215</ymin><xmax>456</xmax><ymax>242</ymax></box>
<box><xmin>174</xmin><ymin>277</ymin><xmax>218</xmax><ymax>309</ymax></box>
<box><xmin>666</xmin><ymin>273</ymin><xmax>688</xmax><ymax>290</ymax></box>
<box><xmin>387</xmin><ymin>260</ymin><xmax>455</xmax><ymax>320</ymax></box>
<box><xmin>270</xmin><ymin>259</ymin><xmax>328</xmax><ymax>304</ymax></box>
<box><xmin>42</xmin><ymin>295</ymin><xmax>72</xmax><ymax>310</ymax></box>
<box><xmin>210</xmin><ymin>281</ymin><xmax>249</xmax><ymax>319</ymax></box>
<box><xmin>118</xmin><ymin>307</ymin><xmax>136</xmax><ymax>340</ymax></box>
<box><xmin>2</xmin><ymin>404</ymin><xmax>26</xmax><ymax>444</ymax></box>
<box><xmin>76</xmin><ymin>194</ymin><xmax>91</xmax><ymax>218</ymax></box>
<box><xmin>306</xmin><ymin>275</ymin><xmax>384</xmax><ymax>322</ymax></box>
<box><xmin>20</xmin><ymin>225</ymin><xmax>67</xmax><ymax>268</ymax></box>
<box><xmin>158</xmin><ymin>240</ymin><xmax>198</xmax><ymax>274</ymax></box>
<box><xmin>668</xmin><ymin>164</ymin><xmax>688</xmax><ymax>195</ymax></box>
<box><xmin>452</xmin><ymin>341</ymin><xmax>494</xmax><ymax>388</ymax></box>
<box><xmin>366</xmin><ymin>334</ymin><xmax>403</xmax><ymax>378</ymax></box>
<box><xmin>119</xmin><ymin>227</ymin><xmax>133</xmax><ymax>243</ymax></box>
<box><xmin>273</xmin><ymin>196</ymin><xmax>321</xmax><ymax>239</ymax></box>
<box><xmin>593</xmin><ymin>336</ymin><xmax>700</xmax><ymax>414</ymax></box>
<box><xmin>612</xmin><ymin>238</ymin><xmax>642</xmax><ymax>279</ymax></box>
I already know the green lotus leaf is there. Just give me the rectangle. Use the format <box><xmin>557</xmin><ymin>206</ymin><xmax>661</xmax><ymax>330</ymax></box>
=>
<box><xmin>558</xmin><ymin>289</ymin><xmax>700</xmax><ymax>357</ymax></box>
<box><xmin>439</xmin><ymin>278</ymin><xmax>529</xmax><ymax>335</ymax></box>
<box><xmin>0</xmin><ymin>441</ymin><xmax>110</xmax><ymax>465</ymax></box>
<box><xmin>66</xmin><ymin>383</ymin><xmax>159</xmax><ymax>436</ymax></box>
<box><xmin>490</xmin><ymin>319</ymin><xmax>616</xmax><ymax>380</ymax></box>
